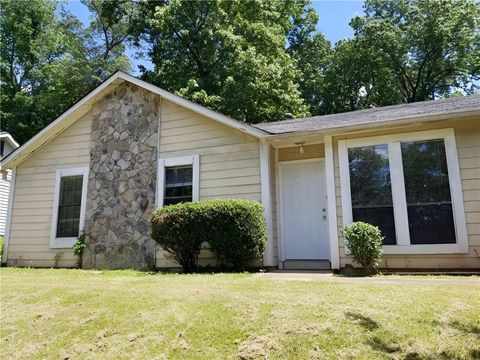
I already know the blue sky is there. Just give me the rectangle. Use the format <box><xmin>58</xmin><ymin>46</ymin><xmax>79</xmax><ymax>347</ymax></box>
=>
<box><xmin>64</xmin><ymin>0</ymin><xmax>365</xmax><ymax>74</ymax></box>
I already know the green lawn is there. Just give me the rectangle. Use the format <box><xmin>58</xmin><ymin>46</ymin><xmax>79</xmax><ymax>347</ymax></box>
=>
<box><xmin>1</xmin><ymin>268</ymin><xmax>479</xmax><ymax>360</ymax></box>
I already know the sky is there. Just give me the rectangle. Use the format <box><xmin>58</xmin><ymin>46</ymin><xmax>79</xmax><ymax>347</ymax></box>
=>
<box><xmin>64</xmin><ymin>0</ymin><xmax>365</xmax><ymax>75</ymax></box>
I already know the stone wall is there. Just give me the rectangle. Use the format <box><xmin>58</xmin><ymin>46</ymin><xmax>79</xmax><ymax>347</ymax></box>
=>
<box><xmin>83</xmin><ymin>84</ymin><xmax>159</xmax><ymax>270</ymax></box>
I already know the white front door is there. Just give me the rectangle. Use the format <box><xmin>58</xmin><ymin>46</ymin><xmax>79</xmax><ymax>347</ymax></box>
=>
<box><xmin>280</xmin><ymin>160</ymin><xmax>330</xmax><ymax>260</ymax></box>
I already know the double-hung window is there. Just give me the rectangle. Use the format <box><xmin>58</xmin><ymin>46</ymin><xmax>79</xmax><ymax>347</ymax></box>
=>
<box><xmin>157</xmin><ymin>155</ymin><xmax>199</xmax><ymax>207</ymax></box>
<box><xmin>339</xmin><ymin>129</ymin><xmax>468</xmax><ymax>254</ymax></box>
<box><xmin>50</xmin><ymin>167</ymin><xmax>89</xmax><ymax>248</ymax></box>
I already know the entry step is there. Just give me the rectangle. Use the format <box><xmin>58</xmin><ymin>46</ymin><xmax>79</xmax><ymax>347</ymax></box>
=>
<box><xmin>283</xmin><ymin>260</ymin><xmax>331</xmax><ymax>270</ymax></box>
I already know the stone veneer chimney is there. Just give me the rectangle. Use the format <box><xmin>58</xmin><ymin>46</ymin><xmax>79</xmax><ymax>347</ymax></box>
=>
<box><xmin>82</xmin><ymin>84</ymin><xmax>159</xmax><ymax>269</ymax></box>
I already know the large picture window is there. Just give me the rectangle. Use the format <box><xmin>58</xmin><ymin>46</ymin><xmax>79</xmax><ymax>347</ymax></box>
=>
<box><xmin>348</xmin><ymin>144</ymin><xmax>396</xmax><ymax>245</ymax></box>
<box><xmin>339</xmin><ymin>129</ymin><xmax>468</xmax><ymax>254</ymax></box>
<box><xmin>50</xmin><ymin>167</ymin><xmax>88</xmax><ymax>248</ymax></box>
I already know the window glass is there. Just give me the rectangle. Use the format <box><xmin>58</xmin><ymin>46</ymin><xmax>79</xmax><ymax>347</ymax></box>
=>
<box><xmin>56</xmin><ymin>175</ymin><xmax>83</xmax><ymax>237</ymax></box>
<box><xmin>348</xmin><ymin>144</ymin><xmax>396</xmax><ymax>245</ymax></box>
<box><xmin>401</xmin><ymin>139</ymin><xmax>456</xmax><ymax>244</ymax></box>
<box><xmin>164</xmin><ymin>165</ymin><xmax>193</xmax><ymax>205</ymax></box>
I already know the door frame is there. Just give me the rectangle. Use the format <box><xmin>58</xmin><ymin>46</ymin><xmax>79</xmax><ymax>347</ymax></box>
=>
<box><xmin>277</xmin><ymin>158</ymin><xmax>329</xmax><ymax>263</ymax></box>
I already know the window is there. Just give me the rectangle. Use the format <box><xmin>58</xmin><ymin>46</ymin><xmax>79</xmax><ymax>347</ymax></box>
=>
<box><xmin>164</xmin><ymin>165</ymin><xmax>193</xmax><ymax>205</ymax></box>
<box><xmin>401</xmin><ymin>139</ymin><xmax>456</xmax><ymax>244</ymax></box>
<box><xmin>339</xmin><ymin>129</ymin><xmax>468</xmax><ymax>254</ymax></box>
<box><xmin>50</xmin><ymin>167</ymin><xmax>88</xmax><ymax>248</ymax></box>
<box><xmin>56</xmin><ymin>175</ymin><xmax>83</xmax><ymax>237</ymax></box>
<box><xmin>157</xmin><ymin>155</ymin><xmax>199</xmax><ymax>207</ymax></box>
<box><xmin>348</xmin><ymin>144</ymin><xmax>396</xmax><ymax>245</ymax></box>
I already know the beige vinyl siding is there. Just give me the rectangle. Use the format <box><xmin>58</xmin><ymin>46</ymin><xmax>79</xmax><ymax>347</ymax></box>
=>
<box><xmin>156</xmin><ymin>100</ymin><xmax>261</xmax><ymax>267</ymax></box>
<box><xmin>0</xmin><ymin>170</ymin><xmax>13</xmax><ymax>235</ymax></box>
<box><xmin>334</xmin><ymin>118</ymin><xmax>480</xmax><ymax>269</ymax></box>
<box><xmin>7</xmin><ymin>111</ymin><xmax>93</xmax><ymax>268</ymax></box>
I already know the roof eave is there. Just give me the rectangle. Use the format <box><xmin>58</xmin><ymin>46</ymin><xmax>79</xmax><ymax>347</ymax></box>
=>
<box><xmin>262</xmin><ymin>109</ymin><xmax>480</xmax><ymax>140</ymax></box>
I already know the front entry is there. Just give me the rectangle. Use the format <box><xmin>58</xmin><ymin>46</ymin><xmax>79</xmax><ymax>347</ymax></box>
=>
<box><xmin>280</xmin><ymin>160</ymin><xmax>330</xmax><ymax>262</ymax></box>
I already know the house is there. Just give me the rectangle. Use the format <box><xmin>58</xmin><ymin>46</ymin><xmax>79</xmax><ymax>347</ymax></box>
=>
<box><xmin>0</xmin><ymin>132</ymin><xmax>19</xmax><ymax>236</ymax></box>
<box><xmin>1</xmin><ymin>71</ymin><xmax>479</xmax><ymax>270</ymax></box>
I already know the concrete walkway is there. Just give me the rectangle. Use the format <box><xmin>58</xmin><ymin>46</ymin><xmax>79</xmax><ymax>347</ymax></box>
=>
<box><xmin>255</xmin><ymin>271</ymin><xmax>480</xmax><ymax>286</ymax></box>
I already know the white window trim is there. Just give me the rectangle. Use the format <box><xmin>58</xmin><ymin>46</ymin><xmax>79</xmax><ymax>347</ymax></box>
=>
<box><xmin>156</xmin><ymin>155</ymin><xmax>200</xmax><ymax>208</ymax></box>
<box><xmin>50</xmin><ymin>167</ymin><xmax>89</xmax><ymax>249</ymax></box>
<box><xmin>339</xmin><ymin>128</ymin><xmax>468</xmax><ymax>255</ymax></box>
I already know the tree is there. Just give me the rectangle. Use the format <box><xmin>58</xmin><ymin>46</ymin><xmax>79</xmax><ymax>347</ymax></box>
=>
<box><xmin>350</xmin><ymin>0</ymin><xmax>480</xmax><ymax>102</ymax></box>
<box><xmin>0</xmin><ymin>0</ymin><xmax>131</xmax><ymax>144</ymax></box>
<box><xmin>141</xmin><ymin>0</ymin><xmax>312</xmax><ymax>124</ymax></box>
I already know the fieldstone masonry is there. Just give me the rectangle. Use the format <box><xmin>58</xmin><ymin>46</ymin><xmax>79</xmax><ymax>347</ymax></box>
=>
<box><xmin>82</xmin><ymin>84</ymin><xmax>159</xmax><ymax>269</ymax></box>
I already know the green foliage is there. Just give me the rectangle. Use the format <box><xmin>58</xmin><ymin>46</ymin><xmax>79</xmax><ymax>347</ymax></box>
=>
<box><xmin>201</xmin><ymin>200</ymin><xmax>266</xmax><ymax>271</ymax></box>
<box><xmin>0</xmin><ymin>0</ymin><xmax>131</xmax><ymax>144</ymax></box>
<box><xmin>73</xmin><ymin>232</ymin><xmax>86</xmax><ymax>268</ymax></box>
<box><xmin>151</xmin><ymin>200</ymin><xmax>266</xmax><ymax>272</ymax></box>
<box><xmin>344</xmin><ymin>221</ymin><xmax>384</xmax><ymax>275</ymax></box>
<box><xmin>349</xmin><ymin>0</ymin><xmax>480</xmax><ymax>102</ymax></box>
<box><xmin>141</xmin><ymin>0</ymin><xmax>311</xmax><ymax>124</ymax></box>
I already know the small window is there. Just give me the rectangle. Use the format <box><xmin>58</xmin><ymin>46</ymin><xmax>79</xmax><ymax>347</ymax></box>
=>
<box><xmin>50</xmin><ymin>167</ymin><xmax>88</xmax><ymax>248</ymax></box>
<box><xmin>157</xmin><ymin>155</ymin><xmax>199</xmax><ymax>208</ymax></box>
<box><xmin>164</xmin><ymin>165</ymin><xmax>193</xmax><ymax>205</ymax></box>
<box><xmin>56</xmin><ymin>175</ymin><xmax>84</xmax><ymax>237</ymax></box>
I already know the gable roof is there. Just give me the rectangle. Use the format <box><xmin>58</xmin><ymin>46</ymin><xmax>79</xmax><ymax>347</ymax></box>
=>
<box><xmin>254</xmin><ymin>95</ymin><xmax>480</xmax><ymax>135</ymax></box>
<box><xmin>1</xmin><ymin>71</ymin><xmax>267</xmax><ymax>169</ymax></box>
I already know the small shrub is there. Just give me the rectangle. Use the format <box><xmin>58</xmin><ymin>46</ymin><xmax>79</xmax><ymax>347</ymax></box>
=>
<box><xmin>206</xmin><ymin>200</ymin><xmax>266</xmax><ymax>270</ymax></box>
<box><xmin>151</xmin><ymin>202</ymin><xmax>205</xmax><ymax>273</ymax></box>
<box><xmin>344</xmin><ymin>222</ymin><xmax>383</xmax><ymax>275</ymax></box>
<box><xmin>73</xmin><ymin>232</ymin><xmax>86</xmax><ymax>268</ymax></box>
<box><xmin>150</xmin><ymin>199</ymin><xmax>266</xmax><ymax>272</ymax></box>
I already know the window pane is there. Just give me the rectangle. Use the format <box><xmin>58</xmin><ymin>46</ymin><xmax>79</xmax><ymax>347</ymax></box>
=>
<box><xmin>164</xmin><ymin>165</ymin><xmax>193</xmax><ymax>205</ymax></box>
<box><xmin>56</xmin><ymin>175</ymin><xmax>83</xmax><ymax>238</ymax></box>
<box><xmin>401</xmin><ymin>139</ymin><xmax>456</xmax><ymax>244</ymax></box>
<box><xmin>348</xmin><ymin>144</ymin><xmax>396</xmax><ymax>245</ymax></box>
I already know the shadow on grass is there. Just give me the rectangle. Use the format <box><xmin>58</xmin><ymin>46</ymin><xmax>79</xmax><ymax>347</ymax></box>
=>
<box><xmin>367</xmin><ymin>336</ymin><xmax>401</xmax><ymax>353</ymax></box>
<box><xmin>345</xmin><ymin>311</ymin><xmax>379</xmax><ymax>331</ymax></box>
<box><xmin>449</xmin><ymin>320</ymin><xmax>480</xmax><ymax>336</ymax></box>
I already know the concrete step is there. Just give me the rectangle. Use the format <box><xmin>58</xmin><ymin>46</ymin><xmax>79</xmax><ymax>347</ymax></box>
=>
<box><xmin>283</xmin><ymin>260</ymin><xmax>331</xmax><ymax>270</ymax></box>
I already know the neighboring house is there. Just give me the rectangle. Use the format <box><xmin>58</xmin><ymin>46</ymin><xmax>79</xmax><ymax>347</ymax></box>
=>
<box><xmin>1</xmin><ymin>71</ymin><xmax>479</xmax><ymax>270</ymax></box>
<box><xmin>0</xmin><ymin>132</ymin><xmax>19</xmax><ymax>236</ymax></box>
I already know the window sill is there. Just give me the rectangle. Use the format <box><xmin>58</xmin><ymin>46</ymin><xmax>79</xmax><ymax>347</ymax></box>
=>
<box><xmin>50</xmin><ymin>237</ymin><xmax>77</xmax><ymax>249</ymax></box>
<box><xmin>382</xmin><ymin>243</ymin><xmax>469</xmax><ymax>255</ymax></box>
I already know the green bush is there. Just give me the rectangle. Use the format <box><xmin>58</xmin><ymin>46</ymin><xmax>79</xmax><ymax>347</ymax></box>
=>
<box><xmin>204</xmin><ymin>200</ymin><xmax>266</xmax><ymax>270</ymax></box>
<box><xmin>0</xmin><ymin>235</ymin><xmax>4</xmax><ymax>261</ymax></box>
<box><xmin>344</xmin><ymin>221</ymin><xmax>383</xmax><ymax>275</ymax></box>
<box><xmin>150</xmin><ymin>199</ymin><xmax>266</xmax><ymax>272</ymax></box>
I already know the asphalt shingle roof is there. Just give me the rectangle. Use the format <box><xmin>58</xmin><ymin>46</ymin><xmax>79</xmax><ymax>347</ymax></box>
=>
<box><xmin>254</xmin><ymin>95</ymin><xmax>480</xmax><ymax>134</ymax></box>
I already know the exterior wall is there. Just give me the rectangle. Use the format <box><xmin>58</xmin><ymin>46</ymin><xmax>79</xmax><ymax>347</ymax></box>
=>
<box><xmin>156</xmin><ymin>100</ymin><xmax>261</xmax><ymax>267</ymax></box>
<box><xmin>83</xmin><ymin>84</ymin><xmax>159</xmax><ymax>270</ymax></box>
<box><xmin>333</xmin><ymin>118</ymin><xmax>480</xmax><ymax>269</ymax></box>
<box><xmin>0</xmin><ymin>170</ymin><xmax>13</xmax><ymax>235</ymax></box>
<box><xmin>7</xmin><ymin>112</ymin><xmax>93</xmax><ymax>267</ymax></box>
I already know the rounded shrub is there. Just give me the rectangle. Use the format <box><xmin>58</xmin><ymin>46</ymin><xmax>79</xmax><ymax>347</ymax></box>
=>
<box><xmin>205</xmin><ymin>199</ymin><xmax>266</xmax><ymax>271</ymax></box>
<box><xmin>151</xmin><ymin>202</ymin><xmax>204</xmax><ymax>273</ymax></box>
<box><xmin>150</xmin><ymin>199</ymin><xmax>266</xmax><ymax>272</ymax></box>
<box><xmin>343</xmin><ymin>221</ymin><xmax>383</xmax><ymax>275</ymax></box>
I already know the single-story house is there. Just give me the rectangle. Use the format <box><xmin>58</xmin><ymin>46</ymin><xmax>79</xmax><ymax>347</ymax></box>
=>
<box><xmin>1</xmin><ymin>71</ymin><xmax>479</xmax><ymax>270</ymax></box>
<box><xmin>0</xmin><ymin>132</ymin><xmax>19</xmax><ymax>236</ymax></box>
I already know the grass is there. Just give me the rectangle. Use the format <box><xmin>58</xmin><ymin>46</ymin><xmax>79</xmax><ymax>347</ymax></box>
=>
<box><xmin>1</xmin><ymin>268</ymin><xmax>479</xmax><ymax>359</ymax></box>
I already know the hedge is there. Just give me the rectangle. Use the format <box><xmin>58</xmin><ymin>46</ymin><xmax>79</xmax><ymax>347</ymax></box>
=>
<box><xmin>151</xmin><ymin>199</ymin><xmax>266</xmax><ymax>272</ymax></box>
